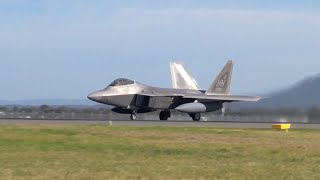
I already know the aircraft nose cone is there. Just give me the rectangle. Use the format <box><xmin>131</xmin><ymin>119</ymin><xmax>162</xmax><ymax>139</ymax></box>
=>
<box><xmin>87</xmin><ymin>91</ymin><xmax>102</xmax><ymax>102</ymax></box>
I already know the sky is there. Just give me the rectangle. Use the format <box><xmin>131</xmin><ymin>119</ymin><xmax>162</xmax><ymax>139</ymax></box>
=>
<box><xmin>1</xmin><ymin>0</ymin><xmax>320</xmax><ymax>100</ymax></box>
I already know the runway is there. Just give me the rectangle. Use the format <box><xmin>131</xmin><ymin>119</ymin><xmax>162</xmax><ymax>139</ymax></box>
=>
<box><xmin>0</xmin><ymin>118</ymin><xmax>319</xmax><ymax>129</ymax></box>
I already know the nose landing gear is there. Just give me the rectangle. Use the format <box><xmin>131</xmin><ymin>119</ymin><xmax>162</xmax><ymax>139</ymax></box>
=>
<box><xmin>130</xmin><ymin>111</ymin><xmax>137</xmax><ymax>120</ymax></box>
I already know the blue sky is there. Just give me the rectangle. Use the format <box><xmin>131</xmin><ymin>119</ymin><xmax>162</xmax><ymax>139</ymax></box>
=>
<box><xmin>1</xmin><ymin>1</ymin><xmax>320</xmax><ymax>100</ymax></box>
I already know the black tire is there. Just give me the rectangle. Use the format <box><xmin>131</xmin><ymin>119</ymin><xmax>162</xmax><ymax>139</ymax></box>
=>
<box><xmin>159</xmin><ymin>110</ymin><xmax>170</xmax><ymax>121</ymax></box>
<box><xmin>191</xmin><ymin>113</ymin><xmax>201</xmax><ymax>121</ymax></box>
<box><xmin>130</xmin><ymin>113</ymin><xmax>137</xmax><ymax>120</ymax></box>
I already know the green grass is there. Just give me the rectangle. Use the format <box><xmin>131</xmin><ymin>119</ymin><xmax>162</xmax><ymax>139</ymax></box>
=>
<box><xmin>0</xmin><ymin>125</ymin><xmax>319</xmax><ymax>179</ymax></box>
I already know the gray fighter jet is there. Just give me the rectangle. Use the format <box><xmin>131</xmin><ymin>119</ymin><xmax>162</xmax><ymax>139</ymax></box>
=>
<box><xmin>88</xmin><ymin>60</ymin><xmax>262</xmax><ymax>121</ymax></box>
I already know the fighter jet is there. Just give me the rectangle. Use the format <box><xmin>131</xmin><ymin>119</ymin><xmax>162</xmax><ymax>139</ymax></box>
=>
<box><xmin>88</xmin><ymin>60</ymin><xmax>262</xmax><ymax>121</ymax></box>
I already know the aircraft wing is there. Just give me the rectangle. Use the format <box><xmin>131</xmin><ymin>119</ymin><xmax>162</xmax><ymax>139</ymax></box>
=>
<box><xmin>183</xmin><ymin>94</ymin><xmax>263</xmax><ymax>102</ymax></box>
<box><xmin>137</xmin><ymin>92</ymin><xmax>262</xmax><ymax>102</ymax></box>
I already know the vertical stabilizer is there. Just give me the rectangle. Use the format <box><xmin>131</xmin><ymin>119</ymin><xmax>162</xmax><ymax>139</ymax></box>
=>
<box><xmin>170</xmin><ymin>62</ymin><xmax>200</xmax><ymax>90</ymax></box>
<box><xmin>206</xmin><ymin>60</ymin><xmax>234</xmax><ymax>95</ymax></box>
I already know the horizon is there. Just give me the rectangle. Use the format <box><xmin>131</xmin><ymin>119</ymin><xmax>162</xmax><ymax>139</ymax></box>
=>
<box><xmin>1</xmin><ymin>1</ymin><xmax>320</xmax><ymax>100</ymax></box>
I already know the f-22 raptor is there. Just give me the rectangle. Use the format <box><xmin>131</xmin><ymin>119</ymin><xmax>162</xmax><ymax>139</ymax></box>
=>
<box><xmin>88</xmin><ymin>61</ymin><xmax>262</xmax><ymax>121</ymax></box>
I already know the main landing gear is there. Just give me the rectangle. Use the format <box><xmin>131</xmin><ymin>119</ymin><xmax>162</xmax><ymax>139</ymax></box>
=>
<box><xmin>189</xmin><ymin>113</ymin><xmax>201</xmax><ymax>121</ymax></box>
<box><xmin>130</xmin><ymin>110</ymin><xmax>200</xmax><ymax>121</ymax></box>
<box><xmin>159</xmin><ymin>110</ymin><xmax>171</xmax><ymax>121</ymax></box>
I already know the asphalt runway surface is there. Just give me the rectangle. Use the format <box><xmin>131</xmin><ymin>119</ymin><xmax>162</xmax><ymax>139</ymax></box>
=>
<box><xmin>0</xmin><ymin>118</ymin><xmax>320</xmax><ymax>129</ymax></box>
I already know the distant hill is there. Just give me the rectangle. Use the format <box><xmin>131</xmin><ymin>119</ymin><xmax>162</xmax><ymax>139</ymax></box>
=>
<box><xmin>234</xmin><ymin>74</ymin><xmax>320</xmax><ymax>110</ymax></box>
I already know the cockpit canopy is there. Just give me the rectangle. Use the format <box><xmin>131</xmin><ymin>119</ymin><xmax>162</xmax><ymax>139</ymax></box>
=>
<box><xmin>109</xmin><ymin>78</ymin><xmax>135</xmax><ymax>87</ymax></box>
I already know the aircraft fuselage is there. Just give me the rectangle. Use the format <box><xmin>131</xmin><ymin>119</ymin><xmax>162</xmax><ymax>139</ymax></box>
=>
<box><xmin>88</xmin><ymin>81</ymin><xmax>206</xmax><ymax>111</ymax></box>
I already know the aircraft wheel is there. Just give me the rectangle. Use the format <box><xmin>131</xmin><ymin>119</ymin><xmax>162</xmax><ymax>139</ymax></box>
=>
<box><xmin>190</xmin><ymin>113</ymin><xmax>201</xmax><ymax>121</ymax></box>
<box><xmin>159</xmin><ymin>110</ymin><xmax>170</xmax><ymax>121</ymax></box>
<box><xmin>130</xmin><ymin>113</ymin><xmax>137</xmax><ymax>120</ymax></box>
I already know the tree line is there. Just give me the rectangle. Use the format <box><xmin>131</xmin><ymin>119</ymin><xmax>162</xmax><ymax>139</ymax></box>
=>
<box><xmin>0</xmin><ymin>105</ymin><xmax>111</xmax><ymax>114</ymax></box>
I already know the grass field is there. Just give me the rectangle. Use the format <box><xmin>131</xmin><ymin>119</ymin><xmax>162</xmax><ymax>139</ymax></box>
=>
<box><xmin>0</xmin><ymin>125</ymin><xmax>319</xmax><ymax>180</ymax></box>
